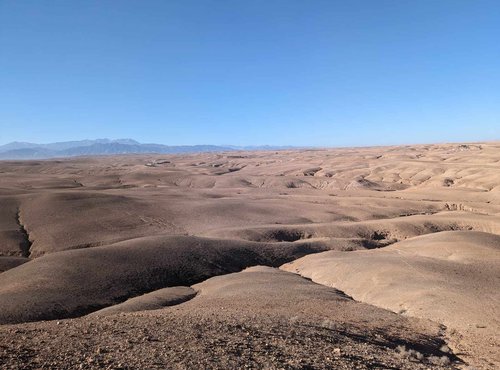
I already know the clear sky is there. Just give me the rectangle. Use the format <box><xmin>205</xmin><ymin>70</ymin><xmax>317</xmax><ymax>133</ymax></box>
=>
<box><xmin>0</xmin><ymin>0</ymin><xmax>499</xmax><ymax>147</ymax></box>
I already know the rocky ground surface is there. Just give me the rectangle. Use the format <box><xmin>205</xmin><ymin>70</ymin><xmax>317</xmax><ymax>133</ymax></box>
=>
<box><xmin>1</xmin><ymin>268</ymin><xmax>456</xmax><ymax>370</ymax></box>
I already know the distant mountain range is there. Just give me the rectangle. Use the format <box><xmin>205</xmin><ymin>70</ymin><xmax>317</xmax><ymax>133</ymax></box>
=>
<box><xmin>0</xmin><ymin>139</ymin><xmax>297</xmax><ymax>159</ymax></box>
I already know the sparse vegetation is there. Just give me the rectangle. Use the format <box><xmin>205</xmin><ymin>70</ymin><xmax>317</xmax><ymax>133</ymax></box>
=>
<box><xmin>396</xmin><ymin>345</ymin><xmax>424</xmax><ymax>362</ymax></box>
<box><xmin>396</xmin><ymin>345</ymin><xmax>451</xmax><ymax>366</ymax></box>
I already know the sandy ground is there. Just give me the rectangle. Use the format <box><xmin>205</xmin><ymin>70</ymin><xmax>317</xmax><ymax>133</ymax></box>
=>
<box><xmin>0</xmin><ymin>142</ymin><xmax>499</xmax><ymax>369</ymax></box>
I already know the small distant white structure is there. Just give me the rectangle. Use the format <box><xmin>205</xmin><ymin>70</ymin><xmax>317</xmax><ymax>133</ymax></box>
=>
<box><xmin>145</xmin><ymin>159</ymin><xmax>171</xmax><ymax>167</ymax></box>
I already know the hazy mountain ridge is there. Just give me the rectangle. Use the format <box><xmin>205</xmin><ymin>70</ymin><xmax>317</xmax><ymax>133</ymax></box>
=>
<box><xmin>0</xmin><ymin>140</ymin><xmax>303</xmax><ymax>159</ymax></box>
<box><xmin>0</xmin><ymin>139</ymin><xmax>235</xmax><ymax>159</ymax></box>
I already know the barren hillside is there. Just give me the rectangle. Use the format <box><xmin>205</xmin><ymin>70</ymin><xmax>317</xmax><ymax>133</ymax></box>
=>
<box><xmin>1</xmin><ymin>142</ymin><xmax>499</xmax><ymax>369</ymax></box>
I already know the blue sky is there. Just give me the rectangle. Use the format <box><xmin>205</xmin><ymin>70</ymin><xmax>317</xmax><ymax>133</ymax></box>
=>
<box><xmin>0</xmin><ymin>0</ymin><xmax>499</xmax><ymax>146</ymax></box>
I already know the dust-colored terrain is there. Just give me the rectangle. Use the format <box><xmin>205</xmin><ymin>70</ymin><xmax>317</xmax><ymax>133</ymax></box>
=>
<box><xmin>0</xmin><ymin>142</ymin><xmax>499</xmax><ymax>369</ymax></box>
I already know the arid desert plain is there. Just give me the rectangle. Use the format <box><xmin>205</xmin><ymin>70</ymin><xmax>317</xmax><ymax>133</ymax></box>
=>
<box><xmin>0</xmin><ymin>142</ymin><xmax>499</xmax><ymax>369</ymax></box>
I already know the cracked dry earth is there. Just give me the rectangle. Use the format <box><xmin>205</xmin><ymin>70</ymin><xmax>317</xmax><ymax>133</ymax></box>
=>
<box><xmin>0</xmin><ymin>142</ymin><xmax>499</xmax><ymax>369</ymax></box>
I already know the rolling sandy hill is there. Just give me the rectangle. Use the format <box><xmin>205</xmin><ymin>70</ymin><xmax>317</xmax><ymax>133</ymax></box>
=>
<box><xmin>0</xmin><ymin>142</ymin><xmax>499</xmax><ymax>368</ymax></box>
<box><xmin>0</xmin><ymin>267</ymin><xmax>455</xmax><ymax>369</ymax></box>
<box><xmin>282</xmin><ymin>231</ymin><xmax>500</xmax><ymax>369</ymax></box>
<box><xmin>0</xmin><ymin>235</ymin><xmax>329</xmax><ymax>324</ymax></box>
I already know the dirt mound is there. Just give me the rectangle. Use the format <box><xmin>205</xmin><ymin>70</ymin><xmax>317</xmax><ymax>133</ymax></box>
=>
<box><xmin>0</xmin><ymin>235</ymin><xmax>327</xmax><ymax>324</ymax></box>
<box><xmin>17</xmin><ymin>191</ymin><xmax>173</xmax><ymax>256</ymax></box>
<box><xmin>282</xmin><ymin>230</ymin><xmax>500</xmax><ymax>369</ymax></box>
<box><xmin>0</xmin><ymin>267</ymin><xmax>457</xmax><ymax>369</ymax></box>
<box><xmin>90</xmin><ymin>286</ymin><xmax>196</xmax><ymax>316</ymax></box>
<box><xmin>206</xmin><ymin>212</ymin><xmax>500</xmax><ymax>244</ymax></box>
